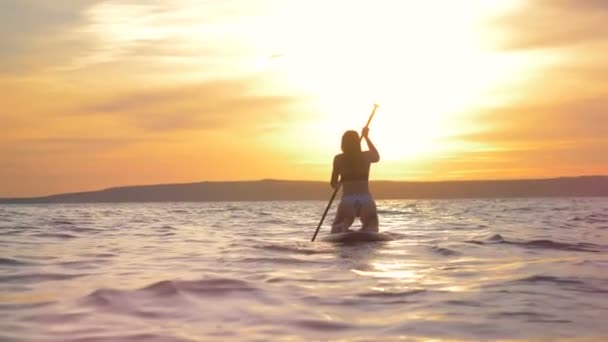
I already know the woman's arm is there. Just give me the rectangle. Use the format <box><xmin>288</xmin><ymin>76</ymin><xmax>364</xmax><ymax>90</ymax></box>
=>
<box><xmin>362</xmin><ymin>127</ymin><xmax>380</xmax><ymax>162</ymax></box>
<box><xmin>330</xmin><ymin>155</ymin><xmax>340</xmax><ymax>189</ymax></box>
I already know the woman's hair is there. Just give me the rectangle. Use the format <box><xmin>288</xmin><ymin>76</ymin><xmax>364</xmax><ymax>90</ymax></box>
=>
<box><xmin>341</xmin><ymin>130</ymin><xmax>361</xmax><ymax>155</ymax></box>
<box><xmin>341</xmin><ymin>130</ymin><xmax>364</xmax><ymax>174</ymax></box>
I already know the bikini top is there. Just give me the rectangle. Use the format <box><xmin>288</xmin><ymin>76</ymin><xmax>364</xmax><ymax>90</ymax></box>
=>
<box><xmin>341</xmin><ymin>170</ymin><xmax>369</xmax><ymax>182</ymax></box>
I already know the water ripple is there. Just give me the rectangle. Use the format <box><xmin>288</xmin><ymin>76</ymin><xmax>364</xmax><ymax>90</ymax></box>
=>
<box><xmin>1</xmin><ymin>198</ymin><xmax>607</xmax><ymax>341</ymax></box>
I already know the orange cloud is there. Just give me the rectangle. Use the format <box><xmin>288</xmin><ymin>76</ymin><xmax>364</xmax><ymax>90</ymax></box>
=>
<box><xmin>494</xmin><ymin>1</ymin><xmax>608</xmax><ymax>50</ymax></box>
<box><xmin>82</xmin><ymin>80</ymin><xmax>299</xmax><ymax>133</ymax></box>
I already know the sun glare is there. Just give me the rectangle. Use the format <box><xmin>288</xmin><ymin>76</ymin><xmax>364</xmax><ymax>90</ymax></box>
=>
<box><xmin>84</xmin><ymin>0</ymin><xmax>545</xmax><ymax>172</ymax></box>
<box><xmin>263</xmin><ymin>1</ymin><xmax>531</xmax><ymax>162</ymax></box>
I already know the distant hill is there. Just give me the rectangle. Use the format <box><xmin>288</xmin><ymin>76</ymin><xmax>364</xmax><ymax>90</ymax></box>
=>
<box><xmin>1</xmin><ymin>176</ymin><xmax>607</xmax><ymax>203</ymax></box>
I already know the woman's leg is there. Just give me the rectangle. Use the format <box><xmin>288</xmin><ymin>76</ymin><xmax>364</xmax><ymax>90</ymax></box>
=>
<box><xmin>331</xmin><ymin>200</ymin><xmax>356</xmax><ymax>233</ymax></box>
<box><xmin>359</xmin><ymin>199</ymin><xmax>379</xmax><ymax>232</ymax></box>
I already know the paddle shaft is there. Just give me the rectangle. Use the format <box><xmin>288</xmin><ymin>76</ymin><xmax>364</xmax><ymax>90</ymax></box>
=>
<box><xmin>311</xmin><ymin>104</ymin><xmax>379</xmax><ymax>242</ymax></box>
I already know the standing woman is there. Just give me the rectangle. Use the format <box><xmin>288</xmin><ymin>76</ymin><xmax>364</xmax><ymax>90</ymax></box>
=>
<box><xmin>330</xmin><ymin>127</ymin><xmax>380</xmax><ymax>233</ymax></box>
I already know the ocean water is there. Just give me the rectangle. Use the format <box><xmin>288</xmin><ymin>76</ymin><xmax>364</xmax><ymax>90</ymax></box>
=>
<box><xmin>1</xmin><ymin>198</ymin><xmax>608</xmax><ymax>341</ymax></box>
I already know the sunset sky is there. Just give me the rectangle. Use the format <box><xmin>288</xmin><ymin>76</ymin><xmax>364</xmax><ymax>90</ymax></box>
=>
<box><xmin>1</xmin><ymin>0</ymin><xmax>607</xmax><ymax>197</ymax></box>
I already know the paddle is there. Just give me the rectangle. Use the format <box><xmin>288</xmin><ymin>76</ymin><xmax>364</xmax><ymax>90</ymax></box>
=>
<box><xmin>311</xmin><ymin>104</ymin><xmax>379</xmax><ymax>242</ymax></box>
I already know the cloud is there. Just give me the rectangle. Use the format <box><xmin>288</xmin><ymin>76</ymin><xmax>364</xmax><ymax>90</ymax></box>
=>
<box><xmin>0</xmin><ymin>0</ymin><xmax>247</xmax><ymax>74</ymax></box>
<box><xmin>466</xmin><ymin>98</ymin><xmax>608</xmax><ymax>144</ymax></box>
<box><xmin>548</xmin><ymin>0</ymin><xmax>608</xmax><ymax>12</ymax></box>
<box><xmin>0</xmin><ymin>1</ymin><xmax>98</xmax><ymax>43</ymax></box>
<box><xmin>0</xmin><ymin>133</ymin><xmax>158</xmax><ymax>169</ymax></box>
<box><xmin>433</xmin><ymin>139</ymin><xmax>607</xmax><ymax>179</ymax></box>
<box><xmin>494</xmin><ymin>1</ymin><xmax>608</xmax><ymax>50</ymax></box>
<box><xmin>475</xmin><ymin>1</ymin><xmax>608</xmax><ymax>177</ymax></box>
<box><xmin>0</xmin><ymin>0</ymin><xmax>104</xmax><ymax>73</ymax></box>
<box><xmin>82</xmin><ymin>79</ymin><xmax>300</xmax><ymax>132</ymax></box>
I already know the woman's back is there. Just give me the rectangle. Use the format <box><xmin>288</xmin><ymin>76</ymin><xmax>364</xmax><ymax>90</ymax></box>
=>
<box><xmin>334</xmin><ymin>151</ymin><xmax>376</xmax><ymax>196</ymax></box>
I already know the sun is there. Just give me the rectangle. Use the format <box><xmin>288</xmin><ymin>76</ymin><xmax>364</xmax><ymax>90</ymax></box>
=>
<box><xmin>261</xmin><ymin>0</ymin><xmax>530</xmax><ymax>162</ymax></box>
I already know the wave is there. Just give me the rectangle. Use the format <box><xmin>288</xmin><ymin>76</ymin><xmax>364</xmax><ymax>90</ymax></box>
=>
<box><xmin>488</xmin><ymin>233</ymin><xmax>504</xmax><ymax>242</ymax></box>
<box><xmin>241</xmin><ymin>256</ymin><xmax>327</xmax><ymax>266</ymax></box>
<box><xmin>358</xmin><ymin>289</ymin><xmax>426</xmax><ymax>298</ymax></box>
<box><xmin>254</xmin><ymin>243</ymin><xmax>333</xmax><ymax>255</ymax></box>
<box><xmin>264</xmin><ymin>276</ymin><xmax>346</xmax><ymax>284</ymax></box>
<box><xmin>465</xmin><ymin>234</ymin><xmax>604</xmax><ymax>252</ymax></box>
<box><xmin>0</xmin><ymin>273</ymin><xmax>84</xmax><ymax>283</ymax></box>
<box><xmin>0</xmin><ymin>257</ymin><xmax>36</xmax><ymax>266</ymax></box>
<box><xmin>514</xmin><ymin>275</ymin><xmax>585</xmax><ymax>285</ymax></box>
<box><xmin>495</xmin><ymin>275</ymin><xmax>608</xmax><ymax>294</ymax></box>
<box><xmin>444</xmin><ymin>299</ymin><xmax>483</xmax><ymax>307</ymax></box>
<box><xmin>569</xmin><ymin>213</ymin><xmax>608</xmax><ymax>224</ymax></box>
<box><xmin>169</xmin><ymin>209</ymin><xmax>189</xmax><ymax>214</ymax></box>
<box><xmin>290</xmin><ymin>319</ymin><xmax>354</xmax><ymax>332</ymax></box>
<box><xmin>50</xmin><ymin>219</ymin><xmax>75</xmax><ymax>225</ymax></box>
<box><xmin>0</xmin><ymin>301</ymin><xmax>55</xmax><ymax>311</ymax></box>
<box><xmin>256</xmin><ymin>218</ymin><xmax>287</xmax><ymax>225</ymax></box>
<box><xmin>429</xmin><ymin>245</ymin><xmax>461</xmax><ymax>256</ymax></box>
<box><xmin>159</xmin><ymin>225</ymin><xmax>177</xmax><ymax>230</ymax></box>
<box><xmin>491</xmin><ymin>311</ymin><xmax>571</xmax><ymax>323</ymax></box>
<box><xmin>32</xmin><ymin>233</ymin><xmax>78</xmax><ymax>239</ymax></box>
<box><xmin>354</xmin><ymin>289</ymin><xmax>430</xmax><ymax>305</ymax></box>
<box><xmin>377</xmin><ymin>209</ymin><xmax>410</xmax><ymax>216</ymax></box>
<box><xmin>84</xmin><ymin>278</ymin><xmax>259</xmax><ymax>309</ymax></box>
<box><xmin>69</xmin><ymin>333</ymin><xmax>191</xmax><ymax>342</ymax></box>
<box><xmin>1</xmin><ymin>228</ymin><xmax>31</xmax><ymax>236</ymax></box>
<box><xmin>520</xmin><ymin>240</ymin><xmax>602</xmax><ymax>252</ymax></box>
<box><xmin>575</xmin><ymin>259</ymin><xmax>608</xmax><ymax>267</ymax></box>
<box><xmin>504</xmin><ymin>207</ymin><xmax>534</xmax><ymax>212</ymax></box>
<box><xmin>64</xmin><ymin>226</ymin><xmax>101</xmax><ymax>233</ymax></box>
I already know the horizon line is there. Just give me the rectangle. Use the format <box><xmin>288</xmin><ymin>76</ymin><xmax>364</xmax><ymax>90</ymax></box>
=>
<box><xmin>1</xmin><ymin>174</ymin><xmax>607</xmax><ymax>200</ymax></box>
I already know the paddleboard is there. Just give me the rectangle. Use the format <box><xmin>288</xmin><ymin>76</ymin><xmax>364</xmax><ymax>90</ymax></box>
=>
<box><xmin>321</xmin><ymin>231</ymin><xmax>393</xmax><ymax>243</ymax></box>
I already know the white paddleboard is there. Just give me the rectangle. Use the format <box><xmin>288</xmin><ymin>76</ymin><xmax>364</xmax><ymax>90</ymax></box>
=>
<box><xmin>321</xmin><ymin>231</ymin><xmax>393</xmax><ymax>243</ymax></box>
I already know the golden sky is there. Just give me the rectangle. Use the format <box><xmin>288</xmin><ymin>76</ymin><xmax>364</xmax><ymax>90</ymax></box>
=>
<box><xmin>1</xmin><ymin>0</ymin><xmax>607</xmax><ymax>197</ymax></box>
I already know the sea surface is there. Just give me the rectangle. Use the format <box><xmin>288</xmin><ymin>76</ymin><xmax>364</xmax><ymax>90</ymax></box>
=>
<box><xmin>1</xmin><ymin>198</ymin><xmax>608</xmax><ymax>341</ymax></box>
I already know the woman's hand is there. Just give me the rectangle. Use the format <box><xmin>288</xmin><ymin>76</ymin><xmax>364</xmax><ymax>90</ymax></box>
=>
<box><xmin>361</xmin><ymin>127</ymin><xmax>369</xmax><ymax>138</ymax></box>
<box><xmin>331</xmin><ymin>180</ymin><xmax>339</xmax><ymax>189</ymax></box>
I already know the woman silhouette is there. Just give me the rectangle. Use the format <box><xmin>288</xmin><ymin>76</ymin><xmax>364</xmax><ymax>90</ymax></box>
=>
<box><xmin>330</xmin><ymin>127</ymin><xmax>380</xmax><ymax>233</ymax></box>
